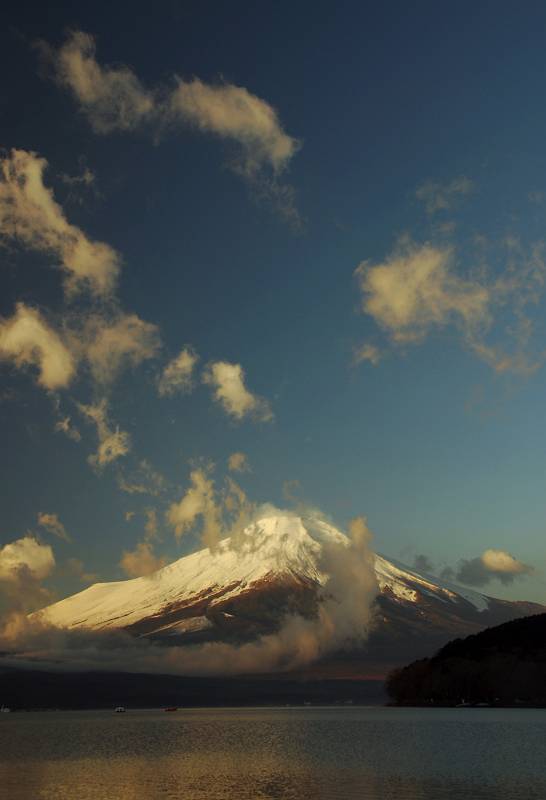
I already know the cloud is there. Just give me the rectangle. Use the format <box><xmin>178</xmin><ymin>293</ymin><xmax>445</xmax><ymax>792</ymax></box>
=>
<box><xmin>50</xmin><ymin>30</ymin><xmax>154</xmax><ymax>133</ymax></box>
<box><xmin>77</xmin><ymin>398</ymin><xmax>130</xmax><ymax>468</ymax></box>
<box><xmin>59</xmin><ymin>557</ymin><xmax>97</xmax><ymax>584</ymax></box>
<box><xmin>203</xmin><ymin>360</ymin><xmax>273</xmax><ymax>422</ymax></box>
<box><xmin>46</xmin><ymin>32</ymin><xmax>300</xmax><ymax>218</ymax></box>
<box><xmin>228</xmin><ymin>451</ymin><xmax>250</xmax><ymax>473</ymax></box>
<box><xmin>168</xmin><ymin>78</ymin><xmax>299</xmax><ymax>176</ymax></box>
<box><xmin>119</xmin><ymin>541</ymin><xmax>166</xmax><ymax>578</ymax></box>
<box><xmin>49</xmin><ymin>31</ymin><xmax>298</xmax><ymax>175</ymax></box>
<box><xmin>119</xmin><ymin>507</ymin><xmax>164</xmax><ymax>578</ymax></box>
<box><xmin>83</xmin><ymin>312</ymin><xmax>161</xmax><ymax>384</ymax></box>
<box><xmin>166</xmin><ymin>467</ymin><xmax>254</xmax><ymax>552</ymax></box>
<box><xmin>117</xmin><ymin>460</ymin><xmax>167</xmax><ymax>496</ymax></box>
<box><xmin>353</xmin><ymin>342</ymin><xmax>382</xmax><ymax>366</ymax></box>
<box><xmin>0</xmin><ymin>149</ymin><xmax>119</xmax><ymax>296</ymax></box>
<box><xmin>54</xmin><ymin>415</ymin><xmax>81</xmax><ymax>441</ymax></box>
<box><xmin>416</xmin><ymin>176</ymin><xmax>474</xmax><ymax>215</ymax></box>
<box><xmin>355</xmin><ymin>233</ymin><xmax>546</xmax><ymax>376</ymax></box>
<box><xmin>355</xmin><ymin>242</ymin><xmax>491</xmax><ymax>346</ymax></box>
<box><xmin>413</xmin><ymin>554</ymin><xmax>434</xmax><ymax>573</ymax></box>
<box><xmin>0</xmin><ymin>303</ymin><xmax>76</xmax><ymax>390</ymax></box>
<box><xmin>59</xmin><ymin>165</ymin><xmax>95</xmax><ymax>187</ymax></box>
<box><xmin>0</xmin><ymin>536</ymin><xmax>56</xmax><ymax>619</ymax></box>
<box><xmin>166</xmin><ymin>468</ymin><xmax>218</xmax><ymax>546</ymax></box>
<box><xmin>456</xmin><ymin>548</ymin><xmax>534</xmax><ymax>587</ymax></box>
<box><xmin>158</xmin><ymin>347</ymin><xmax>198</xmax><ymax>397</ymax></box>
<box><xmin>37</xmin><ymin>512</ymin><xmax>71</xmax><ymax>543</ymax></box>
<box><xmin>0</xmin><ymin>536</ymin><xmax>55</xmax><ymax>582</ymax></box>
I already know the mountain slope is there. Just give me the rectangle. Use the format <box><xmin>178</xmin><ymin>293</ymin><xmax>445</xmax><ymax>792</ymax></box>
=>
<box><xmin>36</xmin><ymin>514</ymin><xmax>545</xmax><ymax>675</ymax></box>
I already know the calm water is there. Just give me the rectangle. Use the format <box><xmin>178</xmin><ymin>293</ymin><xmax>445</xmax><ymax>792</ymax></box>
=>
<box><xmin>1</xmin><ymin>706</ymin><xmax>546</xmax><ymax>799</ymax></box>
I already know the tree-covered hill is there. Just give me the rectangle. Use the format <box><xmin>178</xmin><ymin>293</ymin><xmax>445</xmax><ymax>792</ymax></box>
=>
<box><xmin>386</xmin><ymin>613</ymin><xmax>546</xmax><ymax>707</ymax></box>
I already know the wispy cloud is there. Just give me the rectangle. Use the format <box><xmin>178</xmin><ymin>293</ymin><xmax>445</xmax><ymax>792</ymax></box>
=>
<box><xmin>158</xmin><ymin>347</ymin><xmax>198</xmax><ymax>397</ymax></box>
<box><xmin>0</xmin><ymin>149</ymin><xmax>120</xmax><ymax>297</ymax></box>
<box><xmin>117</xmin><ymin>460</ymin><xmax>167</xmax><ymax>496</ymax></box>
<box><xmin>355</xmin><ymin>237</ymin><xmax>546</xmax><ymax>375</ymax></box>
<box><xmin>77</xmin><ymin>398</ymin><xmax>130</xmax><ymax>469</ymax></box>
<box><xmin>353</xmin><ymin>342</ymin><xmax>382</xmax><ymax>366</ymax></box>
<box><xmin>355</xmin><ymin>241</ymin><xmax>490</xmax><ymax>345</ymax></box>
<box><xmin>37</xmin><ymin>512</ymin><xmax>71</xmax><ymax>543</ymax></box>
<box><xmin>166</xmin><ymin>467</ymin><xmax>253</xmax><ymax>551</ymax></box>
<box><xmin>228</xmin><ymin>451</ymin><xmax>250</xmax><ymax>473</ymax></box>
<box><xmin>416</xmin><ymin>176</ymin><xmax>474</xmax><ymax>215</ymax></box>
<box><xmin>119</xmin><ymin>541</ymin><xmax>166</xmax><ymax>578</ymax></box>
<box><xmin>54</xmin><ymin>415</ymin><xmax>81</xmax><ymax>442</ymax></box>
<box><xmin>43</xmin><ymin>31</ymin><xmax>301</xmax><ymax>220</ymax></box>
<box><xmin>82</xmin><ymin>312</ymin><xmax>161</xmax><ymax>385</ymax></box>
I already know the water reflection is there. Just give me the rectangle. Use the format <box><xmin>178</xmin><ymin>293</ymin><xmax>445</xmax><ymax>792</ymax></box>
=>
<box><xmin>1</xmin><ymin>707</ymin><xmax>546</xmax><ymax>799</ymax></box>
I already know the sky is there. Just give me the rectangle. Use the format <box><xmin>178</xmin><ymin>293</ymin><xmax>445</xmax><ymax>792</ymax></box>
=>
<box><xmin>1</xmin><ymin>0</ymin><xmax>546</xmax><ymax>611</ymax></box>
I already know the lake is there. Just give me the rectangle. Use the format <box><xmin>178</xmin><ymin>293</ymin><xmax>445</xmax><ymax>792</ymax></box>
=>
<box><xmin>1</xmin><ymin>706</ymin><xmax>546</xmax><ymax>799</ymax></box>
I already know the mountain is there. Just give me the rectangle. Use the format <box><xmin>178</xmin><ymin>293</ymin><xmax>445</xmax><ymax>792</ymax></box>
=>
<box><xmin>386</xmin><ymin>613</ymin><xmax>546</xmax><ymax>706</ymax></box>
<box><xmin>36</xmin><ymin>514</ymin><xmax>545</xmax><ymax>677</ymax></box>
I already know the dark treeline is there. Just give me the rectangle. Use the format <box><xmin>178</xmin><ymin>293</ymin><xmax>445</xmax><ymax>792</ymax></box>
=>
<box><xmin>387</xmin><ymin>613</ymin><xmax>546</xmax><ymax>707</ymax></box>
<box><xmin>0</xmin><ymin>667</ymin><xmax>386</xmax><ymax>709</ymax></box>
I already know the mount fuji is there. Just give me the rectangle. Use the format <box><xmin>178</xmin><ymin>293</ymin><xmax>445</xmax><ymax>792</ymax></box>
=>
<box><xmin>36</xmin><ymin>514</ymin><xmax>545</xmax><ymax>677</ymax></box>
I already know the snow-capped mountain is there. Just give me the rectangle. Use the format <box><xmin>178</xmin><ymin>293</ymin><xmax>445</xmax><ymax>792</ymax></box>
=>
<box><xmin>36</xmin><ymin>514</ymin><xmax>545</xmax><ymax>676</ymax></box>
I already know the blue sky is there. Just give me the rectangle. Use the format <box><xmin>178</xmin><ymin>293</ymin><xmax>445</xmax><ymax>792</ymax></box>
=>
<box><xmin>1</xmin><ymin>0</ymin><xmax>546</xmax><ymax>606</ymax></box>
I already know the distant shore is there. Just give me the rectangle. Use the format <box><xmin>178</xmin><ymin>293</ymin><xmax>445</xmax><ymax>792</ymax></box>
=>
<box><xmin>0</xmin><ymin>667</ymin><xmax>386</xmax><ymax>711</ymax></box>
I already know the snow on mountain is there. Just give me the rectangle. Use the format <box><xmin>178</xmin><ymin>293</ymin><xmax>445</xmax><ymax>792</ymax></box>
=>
<box><xmin>35</xmin><ymin>513</ymin><xmax>545</xmax><ymax>673</ymax></box>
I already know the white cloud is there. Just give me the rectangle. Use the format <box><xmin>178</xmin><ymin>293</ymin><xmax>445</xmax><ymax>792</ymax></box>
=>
<box><xmin>77</xmin><ymin>398</ymin><xmax>130</xmax><ymax>468</ymax></box>
<box><xmin>0</xmin><ymin>303</ymin><xmax>76</xmax><ymax>390</ymax></box>
<box><xmin>228</xmin><ymin>452</ymin><xmax>250</xmax><ymax>473</ymax></box>
<box><xmin>37</xmin><ymin>512</ymin><xmax>71</xmax><ymax>543</ymax></box>
<box><xmin>203</xmin><ymin>360</ymin><xmax>273</xmax><ymax>422</ymax></box>
<box><xmin>0</xmin><ymin>149</ymin><xmax>119</xmax><ymax>297</ymax></box>
<box><xmin>0</xmin><ymin>536</ymin><xmax>55</xmax><ymax>582</ymax></box>
<box><xmin>158</xmin><ymin>347</ymin><xmax>198</xmax><ymax>396</ymax></box>
<box><xmin>416</xmin><ymin>176</ymin><xmax>474</xmax><ymax>215</ymax></box>
<box><xmin>83</xmin><ymin>312</ymin><xmax>161</xmax><ymax>384</ymax></box>
<box><xmin>355</xmin><ymin>242</ymin><xmax>491</xmax><ymax>345</ymax></box>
